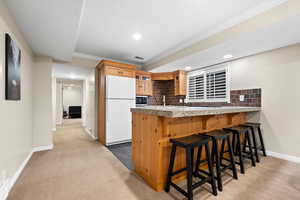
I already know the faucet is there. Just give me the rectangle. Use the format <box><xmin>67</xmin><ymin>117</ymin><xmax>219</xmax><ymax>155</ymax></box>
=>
<box><xmin>162</xmin><ymin>95</ymin><xmax>166</xmax><ymax>107</ymax></box>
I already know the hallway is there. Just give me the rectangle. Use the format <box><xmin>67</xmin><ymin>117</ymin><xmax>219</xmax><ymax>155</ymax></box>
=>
<box><xmin>7</xmin><ymin>122</ymin><xmax>171</xmax><ymax>200</ymax></box>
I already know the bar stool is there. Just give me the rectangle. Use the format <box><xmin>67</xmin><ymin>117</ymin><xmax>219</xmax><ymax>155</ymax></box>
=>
<box><xmin>203</xmin><ymin>130</ymin><xmax>238</xmax><ymax>192</ymax></box>
<box><xmin>241</xmin><ymin>122</ymin><xmax>267</xmax><ymax>163</ymax></box>
<box><xmin>165</xmin><ymin>135</ymin><xmax>217</xmax><ymax>200</ymax></box>
<box><xmin>223</xmin><ymin>126</ymin><xmax>256</xmax><ymax>174</ymax></box>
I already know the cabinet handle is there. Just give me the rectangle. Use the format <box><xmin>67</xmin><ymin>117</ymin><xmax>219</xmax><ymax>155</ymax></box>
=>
<box><xmin>118</xmin><ymin>71</ymin><xmax>124</xmax><ymax>74</ymax></box>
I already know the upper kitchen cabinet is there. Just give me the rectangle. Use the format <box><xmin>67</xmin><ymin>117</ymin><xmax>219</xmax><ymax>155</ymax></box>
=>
<box><xmin>136</xmin><ymin>71</ymin><xmax>153</xmax><ymax>96</ymax></box>
<box><xmin>98</xmin><ymin>60</ymin><xmax>137</xmax><ymax>78</ymax></box>
<box><xmin>174</xmin><ymin>70</ymin><xmax>187</xmax><ymax>96</ymax></box>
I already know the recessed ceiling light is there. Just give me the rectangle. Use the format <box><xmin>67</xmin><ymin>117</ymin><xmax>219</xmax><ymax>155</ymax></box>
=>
<box><xmin>223</xmin><ymin>54</ymin><xmax>233</xmax><ymax>59</ymax></box>
<box><xmin>185</xmin><ymin>66</ymin><xmax>192</xmax><ymax>71</ymax></box>
<box><xmin>132</xmin><ymin>32</ymin><xmax>142</xmax><ymax>40</ymax></box>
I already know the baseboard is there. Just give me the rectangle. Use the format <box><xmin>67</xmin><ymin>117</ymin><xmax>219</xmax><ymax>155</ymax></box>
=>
<box><xmin>32</xmin><ymin>144</ymin><xmax>54</xmax><ymax>152</ymax></box>
<box><xmin>0</xmin><ymin>150</ymin><xmax>33</xmax><ymax>200</ymax></box>
<box><xmin>0</xmin><ymin>178</ymin><xmax>10</xmax><ymax>200</ymax></box>
<box><xmin>267</xmin><ymin>151</ymin><xmax>300</xmax><ymax>164</ymax></box>
<box><xmin>84</xmin><ymin>127</ymin><xmax>98</xmax><ymax>140</ymax></box>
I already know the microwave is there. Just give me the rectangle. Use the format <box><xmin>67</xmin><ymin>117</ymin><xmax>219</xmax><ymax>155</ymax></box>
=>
<box><xmin>136</xmin><ymin>96</ymin><xmax>148</xmax><ymax>106</ymax></box>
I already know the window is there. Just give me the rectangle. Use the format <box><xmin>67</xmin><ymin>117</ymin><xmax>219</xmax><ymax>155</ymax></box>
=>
<box><xmin>187</xmin><ymin>64</ymin><xmax>229</xmax><ymax>102</ymax></box>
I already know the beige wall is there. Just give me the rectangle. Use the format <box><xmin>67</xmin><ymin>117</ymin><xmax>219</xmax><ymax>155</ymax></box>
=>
<box><xmin>32</xmin><ymin>57</ymin><xmax>53</xmax><ymax>147</ymax></box>
<box><xmin>85</xmin><ymin>69</ymin><xmax>96</xmax><ymax>138</ymax></box>
<box><xmin>0</xmin><ymin>0</ymin><xmax>34</xmax><ymax>188</ymax></box>
<box><xmin>229</xmin><ymin>43</ymin><xmax>300</xmax><ymax>157</ymax></box>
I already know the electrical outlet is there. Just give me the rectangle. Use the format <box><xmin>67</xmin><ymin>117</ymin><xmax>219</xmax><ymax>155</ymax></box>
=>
<box><xmin>239</xmin><ymin>95</ymin><xmax>245</xmax><ymax>102</ymax></box>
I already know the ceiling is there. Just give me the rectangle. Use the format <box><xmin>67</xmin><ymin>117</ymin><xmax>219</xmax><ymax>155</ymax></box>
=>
<box><xmin>5</xmin><ymin>0</ymin><xmax>291</xmax><ymax>67</ymax></box>
<box><xmin>150</xmin><ymin>14</ymin><xmax>300</xmax><ymax>72</ymax></box>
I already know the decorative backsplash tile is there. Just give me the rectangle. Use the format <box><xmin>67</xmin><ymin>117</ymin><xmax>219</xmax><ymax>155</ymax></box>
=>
<box><xmin>148</xmin><ymin>80</ymin><xmax>261</xmax><ymax>107</ymax></box>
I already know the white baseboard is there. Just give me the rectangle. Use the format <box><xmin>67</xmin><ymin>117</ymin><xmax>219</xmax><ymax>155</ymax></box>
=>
<box><xmin>84</xmin><ymin>127</ymin><xmax>98</xmax><ymax>140</ymax></box>
<box><xmin>0</xmin><ymin>150</ymin><xmax>33</xmax><ymax>200</ymax></box>
<box><xmin>0</xmin><ymin>144</ymin><xmax>54</xmax><ymax>200</ymax></box>
<box><xmin>32</xmin><ymin>144</ymin><xmax>54</xmax><ymax>152</ymax></box>
<box><xmin>267</xmin><ymin>151</ymin><xmax>300</xmax><ymax>164</ymax></box>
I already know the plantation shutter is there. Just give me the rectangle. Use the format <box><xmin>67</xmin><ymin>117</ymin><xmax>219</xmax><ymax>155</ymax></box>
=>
<box><xmin>188</xmin><ymin>74</ymin><xmax>204</xmax><ymax>100</ymax></box>
<box><xmin>206</xmin><ymin>69</ymin><xmax>227</xmax><ymax>99</ymax></box>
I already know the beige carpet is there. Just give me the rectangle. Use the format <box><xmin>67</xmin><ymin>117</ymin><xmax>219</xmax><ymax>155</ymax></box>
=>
<box><xmin>8</xmin><ymin>122</ymin><xmax>300</xmax><ymax>200</ymax></box>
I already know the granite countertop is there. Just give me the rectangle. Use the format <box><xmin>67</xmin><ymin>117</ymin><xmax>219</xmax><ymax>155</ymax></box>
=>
<box><xmin>130</xmin><ymin>105</ymin><xmax>261</xmax><ymax>118</ymax></box>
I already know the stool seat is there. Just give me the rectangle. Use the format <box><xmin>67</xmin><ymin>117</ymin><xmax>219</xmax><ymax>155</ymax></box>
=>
<box><xmin>170</xmin><ymin>135</ymin><xmax>210</xmax><ymax>147</ymax></box>
<box><xmin>244</xmin><ymin>122</ymin><xmax>260</xmax><ymax>127</ymax></box>
<box><xmin>203</xmin><ymin>130</ymin><xmax>231</xmax><ymax>139</ymax></box>
<box><xmin>224</xmin><ymin>126</ymin><xmax>249</xmax><ymax>134</ymax></box>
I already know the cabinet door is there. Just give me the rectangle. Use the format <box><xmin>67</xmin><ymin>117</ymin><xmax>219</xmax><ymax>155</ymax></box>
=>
<box><xmin>174</xmin><ymin>71</ymin><xmax>187</xmax><ymax>96</ymax></box>
<box><xmin>142</xmin><ymin>76</ymin><xmax>152</xmax><ymax>96</ymax></box>
<box><xmin>136</xmin><ymin>75</ymin><xmax>143</xmax><ymax>95</ymax></box>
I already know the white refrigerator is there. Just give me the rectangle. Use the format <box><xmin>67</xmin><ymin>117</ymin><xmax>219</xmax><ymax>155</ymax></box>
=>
<box><xmin>105</xmin><ymin>75</ymin><xmax>135</xmax><ymax>145</ymax></box>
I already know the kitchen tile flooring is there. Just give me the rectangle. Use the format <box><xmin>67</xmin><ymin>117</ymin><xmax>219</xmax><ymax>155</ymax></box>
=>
<box><xmin>108</xmin><ymin>142</ymin><xmax>133</xmax><ymax>170</ymax></box>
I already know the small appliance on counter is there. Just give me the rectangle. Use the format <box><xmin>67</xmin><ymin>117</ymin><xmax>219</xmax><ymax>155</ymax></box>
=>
<box><xmin>136</xmin><ymin>96</ymin><xmax>148</xmax><ymax>107</ymax></box>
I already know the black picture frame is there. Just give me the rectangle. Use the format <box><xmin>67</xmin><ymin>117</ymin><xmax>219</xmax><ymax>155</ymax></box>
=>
<box><xmin>5</xmin><ymin>33</ymin><xmax>21</xmax><ymax>100</ymax></box>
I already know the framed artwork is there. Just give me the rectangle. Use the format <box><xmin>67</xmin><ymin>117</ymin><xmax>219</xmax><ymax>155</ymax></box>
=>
<box><xmin>5</xmin><ymin>33</ymin><xmax>21</xmax><ymax>100</ymax></box>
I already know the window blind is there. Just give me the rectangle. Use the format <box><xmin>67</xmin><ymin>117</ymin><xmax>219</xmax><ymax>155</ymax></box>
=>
<box><xmin>206</xmin><ymin>70</ymin><xmax>227</xmax><ymax>99</ymax></box>
<box><xmin>188</xmin><ymin>74</ymin><xmax>204</xmax><ymax>100</ymax></box>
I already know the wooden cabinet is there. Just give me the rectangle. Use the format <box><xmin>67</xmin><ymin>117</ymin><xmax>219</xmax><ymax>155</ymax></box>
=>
<box><xmin>174</xmin><ymin>70</ymin><xmax>187</xmax><ymax>96</ymax></box>
<box><xmin>96</xmin><ymin>60</ymin><xmax>138</xmax><ymax>145</ymax></box>
<box><xmin>151</xmin><ymin>72</ymin><xmax>174</xmax><ymax>80</ymax></box>
<box><xmin>136</xmin><ymin>72</ymin><xmax>152</xmax><ymax>96</ymax></box>
<box><xmin>104</xmin><ymin>66</ymin><xmax>135</xmax><ymax>78</ymax></box>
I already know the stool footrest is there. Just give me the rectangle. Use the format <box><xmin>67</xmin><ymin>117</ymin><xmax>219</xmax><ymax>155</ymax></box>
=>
<box><xmin>171</xmin><ymin>167</ymin><xmax>187</xmax><ymax>176</ymax></box>
<box><xmin>170</xmin><ymin>182</ymin><xmax>188</xmax><ymax>197</ymax></box>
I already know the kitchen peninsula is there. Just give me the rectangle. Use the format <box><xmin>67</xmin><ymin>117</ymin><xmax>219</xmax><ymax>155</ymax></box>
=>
<box><xmin>131</xmin><ymin>106</ymin><xmax>260</xmax><ymax>192</ymax></box>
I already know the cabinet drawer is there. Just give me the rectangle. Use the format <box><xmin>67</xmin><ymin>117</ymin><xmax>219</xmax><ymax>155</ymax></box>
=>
<box><xmin>105</xmin><ymin>66</ymin><xmax>135</xmax><ymax>78</ymax></box>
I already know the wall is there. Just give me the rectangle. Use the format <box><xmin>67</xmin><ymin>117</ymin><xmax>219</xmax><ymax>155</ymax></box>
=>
<box><xmin>85</xmin><ymin>69</ymin><xmax>96</xmax><ymax>138</ymax></box>
<box><xmin>55</xmin><ymin>81</ymin><xmax>63</xmax><ymax>125</ymax></box>
<box><xmin>32</xmin><ymin>57</ymin><xmax>53</xmax><ymax>148</ymax></box>
<box><xmin>0</xmin><ymin>0</ymin><xmax>34</xmax><ymax>197</ymax></box>
<box><xmin>229</xmin><ymin>43</ymin><xmax>300</xmax><ymax>158</ymax></box>
<box><xmin>63</xmin><ymin>83</ymin><xmax>83</xmax><ymax>110</ymax></box>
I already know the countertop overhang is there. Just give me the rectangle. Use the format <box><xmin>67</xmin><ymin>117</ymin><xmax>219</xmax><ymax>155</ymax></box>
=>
<box><xmin>130</xmin><ymin>106</ymin><xmax>261</xmax><ymax>118</ymax></box>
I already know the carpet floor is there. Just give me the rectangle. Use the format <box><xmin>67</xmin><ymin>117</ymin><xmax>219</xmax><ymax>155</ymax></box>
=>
<box><xmin>7</xmin><ymin>122</ymin><xmax>300</xmax><ymax>200</ymax></box>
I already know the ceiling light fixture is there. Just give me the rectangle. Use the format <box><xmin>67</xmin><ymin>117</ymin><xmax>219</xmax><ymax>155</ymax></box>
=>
<box><xmin>185</xmin><ymin>66</ymin><xmax>192</xmax><ymax>71</ymax></box>
<box><xmin>132</xmin><ymin>32</ymin><xmax>142</xmax><ymax>41</ymax></box>
<box><xmin>223</xmin><ymin>54</ymin><xmax>233</xmax><ymax>59</ymax></box>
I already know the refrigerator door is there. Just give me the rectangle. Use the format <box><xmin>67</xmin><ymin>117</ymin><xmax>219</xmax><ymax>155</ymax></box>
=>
<box><xmin>106</xmin><ymin>75</ymin><xmax>136</xmax><ymax>99</ymax></box>
<box><xmin>106</xmin><ymin>99</ymin><xmax>135</xmax><ymax>145</ymax></box>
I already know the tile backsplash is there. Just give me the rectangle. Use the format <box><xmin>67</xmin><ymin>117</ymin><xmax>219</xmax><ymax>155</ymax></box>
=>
<box><xmin>148</xmin><ymin>80</ymin><xmax>261</xmax><ymax>107</ymax></box>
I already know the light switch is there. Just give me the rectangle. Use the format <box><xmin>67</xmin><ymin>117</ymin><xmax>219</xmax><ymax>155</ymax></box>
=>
<box><xmin>239</xmin><ymin>95</ymin><xmax>245</xmax><ymax>102</ymax></box>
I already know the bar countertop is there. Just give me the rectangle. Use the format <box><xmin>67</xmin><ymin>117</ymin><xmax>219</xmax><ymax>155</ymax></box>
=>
<box><xmin>130</xmin><ymin>105</ymin><xmax>261</xmax><ymax>118</ymax></box>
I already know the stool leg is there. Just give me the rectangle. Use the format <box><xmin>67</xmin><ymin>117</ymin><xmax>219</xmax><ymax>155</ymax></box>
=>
<box><xmin>186</xmin><ymin>147</ymin><xmax>193</xmax><ymax>200</ymax></box>
<box><xmin>257</xmin><ymin>126</ymin><xmax>267</xmax><ymax>156</ymax></box>
<box><xmin>194</xmin><ymin>145</ymin><xmax>203</xmax><ymax>174</ymax></box>
<box><xmin>236</xmin><ymin>133</ymin><xmax>245</xmax><ymax>174</ymax></box>
<box><xmin>213</xmin><ymin>139</ymin><xmax>222</xmax><ymax>191</ymax></box>
<box><xmin>219</xmin><ymin>139</ymin><xmax>225</xmax><ymax>162</ymax></box>
<box><xmin>232</xmin><ymin>134</ymin><xmax>236</xmax><ymax>155</ymax></box>
<box><xmin>246</xmin><ymin>131</ymin><xmax>256</xmax><ymax>167</ymax></box>
<box><xmin>250</xmin><ymin>127</ymin><xmax>260</xmax><ymax>163</ymax></box>
<box><xmin>205</xmin><ymin>143</ymin><xmax>217</xmax><ymax>196</ymax></box>
<box><xmin>227</xmin><ymin>137</ymin><xmax>238</xmax><ymax>179</ymax></box>
<box><xmin>165</xmin><ymin>144</ymin><xmax>176</xmax><ymax>192</ymax></box>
